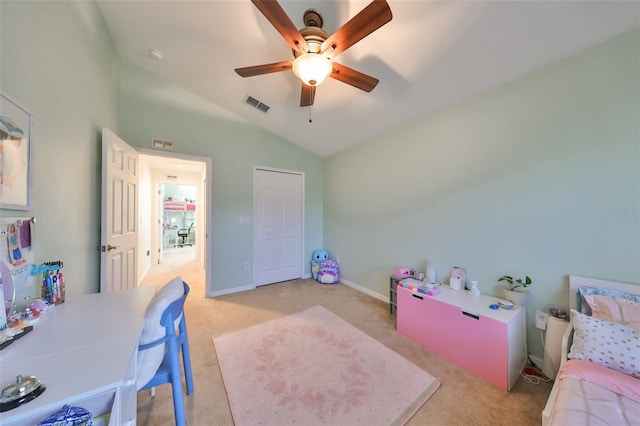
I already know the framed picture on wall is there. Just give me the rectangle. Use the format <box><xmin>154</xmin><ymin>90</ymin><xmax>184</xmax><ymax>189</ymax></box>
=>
<box><xmin>1</xmin><ymin>92</ymin><xmax>33</xmax><ymax>210</ymax></box>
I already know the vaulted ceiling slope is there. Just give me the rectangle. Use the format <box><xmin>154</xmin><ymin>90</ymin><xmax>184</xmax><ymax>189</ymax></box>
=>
<box><xmin>97</xmin><ymin>0</ymin><xmax>640</xmax><ymax>157</ymax></box>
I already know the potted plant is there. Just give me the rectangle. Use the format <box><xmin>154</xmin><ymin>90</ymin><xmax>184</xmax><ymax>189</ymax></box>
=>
<box><xmin>498</xmin><ymin>275</ymin><xmax>532</xmax><ymax>305</ymax></box>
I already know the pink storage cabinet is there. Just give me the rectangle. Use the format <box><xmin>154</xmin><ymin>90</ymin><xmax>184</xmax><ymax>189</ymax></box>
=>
<box><xmin>397</xmin><ymin>281</ymin><xmax>526</xmax><ymax>391</ymax></box>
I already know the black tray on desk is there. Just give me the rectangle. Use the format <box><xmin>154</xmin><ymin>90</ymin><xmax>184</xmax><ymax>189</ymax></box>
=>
<box><xmin>0</xmin><ymin>326</ymin><xmax>34</xmax><ymax>351</ymax></box>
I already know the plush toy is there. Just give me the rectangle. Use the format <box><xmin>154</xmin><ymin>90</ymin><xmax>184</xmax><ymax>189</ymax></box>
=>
<box><xmin>310</xmin><ymin>249</ymin><xmax>329</xmax><ymax>280</ymax></box>
<box><xmin>317</xmin><ymin>259</ymin><xmax>339</xmax><ymax>284</ymax></box>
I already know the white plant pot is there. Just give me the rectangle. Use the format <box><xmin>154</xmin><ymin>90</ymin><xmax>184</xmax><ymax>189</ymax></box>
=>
<box><xmin>502</xmin><ymin>287</ymin><xmax>529</xmax><ymax>306</ymax></box>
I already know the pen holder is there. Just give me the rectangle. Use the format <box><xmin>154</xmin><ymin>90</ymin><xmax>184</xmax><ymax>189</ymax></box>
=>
<box><xmin>39</xmin><ymin>261</ymin><xmax>65</xmax><ymax>305</ymax></box>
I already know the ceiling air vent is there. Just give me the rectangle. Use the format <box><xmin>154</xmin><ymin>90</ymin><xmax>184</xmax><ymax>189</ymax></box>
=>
<box><xmin>152</xmin><ymin>138</ymin><xmax>173</xmax><ymax>151</ymax></box>
<box><xmin>245</xmin><ymin>96</ymin><xmax>270</xmax><ymax>114</ymax></box>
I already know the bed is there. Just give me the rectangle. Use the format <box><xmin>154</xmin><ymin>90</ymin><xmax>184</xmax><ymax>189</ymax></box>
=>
<box><xmin>541</xmin><ymin>275</ymin><xmax>640</xmax><ymax>425</ymax></box>
<box><xmin>164</xmin><ymin>198</ymin><xmax>196</xmax><ymax>211</ymax></box>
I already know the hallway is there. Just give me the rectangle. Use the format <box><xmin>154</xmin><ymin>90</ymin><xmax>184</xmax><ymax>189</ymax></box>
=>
<box><xmin>141</xmin><ymin>246</ymin><xmax>205</xmax><ymax>296</ymax></box>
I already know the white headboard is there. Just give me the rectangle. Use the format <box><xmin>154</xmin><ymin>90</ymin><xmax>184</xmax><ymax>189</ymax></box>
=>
<box><xmin>568</xmin><ymin>275</ymin><xmax>640</xmax><ymax>311</ymax></box>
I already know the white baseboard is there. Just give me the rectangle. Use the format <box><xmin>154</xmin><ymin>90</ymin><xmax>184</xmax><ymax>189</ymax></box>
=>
<box><xmin>208</xmin><ymin>274</ymin><xmax>310</xmax><ymax>297</ymax></box>
<box><xmin>529</xmin><ymin>355</ymin><xmax>544</xmax><ymax>370</ymax></box>
<box><xmin>208</xmin><ymin>277</ymin><xmax>389</xmax><ymax>304</ymax></box>
<box><xmin>340</xmin><ymin>278</ymin><xmax>389</xmax><ymax>303</ymax></box>
<box><xmin>209</xmin><ymin>284</ymin><xmax>255</xmax><ymax>297</ymax></box>
<box><xmin>138</xmin><ymin>264</ymin><xmax>152</xmax><ymax>287</ymax></box>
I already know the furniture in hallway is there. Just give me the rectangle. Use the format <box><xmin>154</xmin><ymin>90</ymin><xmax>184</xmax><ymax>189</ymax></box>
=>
<box><xmin>164</xmin><ymin>226</ymin><xmax>178</xmax><ymax>248</ymax></box>
<box><xmin>396</xmin><ymin>279</ymin><xmax>526</xmax><ymax>391</ymax></box>
<box><xmin>0</xmin><ymin>286</ymin><xmax>156</xmax><ymax>425</ymax></box>
<box><xmin>177</xmin><ymin>223</ymin><xmax>194</xmax><ymax>247</ymax></box>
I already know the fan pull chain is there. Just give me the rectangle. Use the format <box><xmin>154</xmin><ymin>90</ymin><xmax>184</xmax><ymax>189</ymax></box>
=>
<box><xmin>308</xmin><ymin>85</ymin><xmax>313</xmax><ymax>123</ymax></box>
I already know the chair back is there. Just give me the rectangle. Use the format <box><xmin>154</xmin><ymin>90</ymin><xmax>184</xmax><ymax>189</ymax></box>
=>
<box><xmin>137</xmin><ymin>280</ymin><xmax>193</xmax><ymax>426</ymax></box>
<box><xmin>159</xmin><ymin>282</ymin><xmax>190</xmax><ymax>338</ymax></box>
<box><xmin>138</xmin><ymin>282</ymin><xmax>190</xmax><ymax>353</ymax></box>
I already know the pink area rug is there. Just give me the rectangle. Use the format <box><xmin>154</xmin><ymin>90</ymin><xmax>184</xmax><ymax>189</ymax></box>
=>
<box><xmin>212</xmin><ymin>305</ymin><xmax>440</xmax><ymax>426</ymax></box>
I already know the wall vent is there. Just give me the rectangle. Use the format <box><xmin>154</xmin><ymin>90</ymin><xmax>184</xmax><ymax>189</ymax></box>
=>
<box><xmin>152</xmin><ymin>138</ymin><xmax>174</xmax><ymax>150</ymax></box>
<box><xmin>245</xmin><ymin>96</ymin><xmax>270</xmax><ymax>114</ymax></box>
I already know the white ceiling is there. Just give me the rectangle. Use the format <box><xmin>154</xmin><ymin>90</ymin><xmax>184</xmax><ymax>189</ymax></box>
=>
<box><xmin>97</xmin><ymin>0</ymin><xmax>639</xmax><ymax>157</ymax></box>
<box><xmin>140</xmin><ymin>153</ymin><xmax>205</xmax><ymax>175</ymax></box>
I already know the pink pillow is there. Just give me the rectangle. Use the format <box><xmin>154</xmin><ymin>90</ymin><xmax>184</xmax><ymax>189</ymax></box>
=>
<box><xmin>583</xmin><ymin>294</ymin><xmax>640</xmax><ymax>332</ymax></box>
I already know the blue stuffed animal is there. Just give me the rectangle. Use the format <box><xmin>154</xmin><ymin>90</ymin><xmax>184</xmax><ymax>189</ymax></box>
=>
<box><xmin>311</xmin><ymin>249</ymin><xmax>329</xmax><ymax>280</ymax></box>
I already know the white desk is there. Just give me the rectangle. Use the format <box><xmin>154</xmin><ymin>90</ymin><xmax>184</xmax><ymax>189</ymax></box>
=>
<box><xmin>164</xmin><ymin>227</ymin><xmax>178</xmax><ymax>249</ymax></box>
<box><xmin>0</xmin><ymin>286</ymin><xmax>155</xmax><ymax>425</ymax></box>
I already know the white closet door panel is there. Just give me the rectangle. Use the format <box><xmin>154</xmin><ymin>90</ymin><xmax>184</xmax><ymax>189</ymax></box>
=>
<box><xmin>257</xmin><ymin>238</ymin><xmax>279</xmax><ymax>284</ymax></box>
<box><xmin>259</xmin><ymin>195</ymin><xmax>282</xmax><ymax>238</ymax></box>
<box><xmin>254</xmin><ymin>169</ymin><xmax>303</xmax><ymax>286</ymax></box>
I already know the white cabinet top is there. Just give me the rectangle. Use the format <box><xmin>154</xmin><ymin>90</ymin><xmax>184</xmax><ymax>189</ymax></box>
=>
<box><xmin>400</xmin><ymin>278</ymin><xmax>524</xmax><ymax>323</ymax></box>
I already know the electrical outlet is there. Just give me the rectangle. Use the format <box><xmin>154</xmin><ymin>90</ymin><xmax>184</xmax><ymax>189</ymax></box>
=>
<box><xmin>535</xmin><ymin>310</ymin><xmax>549</xmax><ymax>330</ymax></box>
<box><xmin>244</xmin><ymin>262</ymin><xmax>250</xmax><ymax>270</ymax></box>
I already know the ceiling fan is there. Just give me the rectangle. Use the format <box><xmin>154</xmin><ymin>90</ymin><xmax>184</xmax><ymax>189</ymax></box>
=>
<box><xmin>235</xmin><ymin>0</ymin><xmax>393</xmax><ymax>107</ymax></box>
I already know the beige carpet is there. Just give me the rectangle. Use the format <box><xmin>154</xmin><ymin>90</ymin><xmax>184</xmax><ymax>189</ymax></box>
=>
<box><xmin>136</xmin><ymin>252</ymin><xmax>553</xmax><ymax>425</ymax></box>
<box><xmin>213</xmin><ymin>305</ymin><xmax>440</xmax><ymax>426</ymax></box>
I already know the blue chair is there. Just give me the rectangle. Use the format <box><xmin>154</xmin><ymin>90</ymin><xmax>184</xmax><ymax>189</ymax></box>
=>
<box><xmin>138</xmin><ymin>281</ymin><xmax>194</xmax><ymax>426</ymax></box>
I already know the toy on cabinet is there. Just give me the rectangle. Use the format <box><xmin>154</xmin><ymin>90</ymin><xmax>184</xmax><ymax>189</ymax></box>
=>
<box><xmin>317</xmin><ymin>259</ymin><xmax>339</xmax><ymax>284</ymax></box>
<box><xmin>310</xmin><ymin>249</ymin><xmax>329</xmax><ymax>280</ymax></box>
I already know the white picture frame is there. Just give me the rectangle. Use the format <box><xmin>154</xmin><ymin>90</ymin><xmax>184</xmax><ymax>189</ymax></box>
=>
<box><xmin>1</xmin><ymin>92</ymin><xmax>33</xmax><ymax>210</ymax></box>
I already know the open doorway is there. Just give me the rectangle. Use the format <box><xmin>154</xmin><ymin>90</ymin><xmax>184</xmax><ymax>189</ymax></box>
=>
<box><xmin>137</xmin><ymin>152</ymin><xmax>211</xmax><ymax>297</ymax></box>
<box><xmin>161</xmin><ymin>183</ymin><xmax>197</xmax><ymax>263</ymax></box>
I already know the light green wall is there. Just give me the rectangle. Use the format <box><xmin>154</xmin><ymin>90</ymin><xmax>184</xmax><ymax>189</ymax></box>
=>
<box><xmin>324</xmin><ymin>28</ymin><xmax>640</xmax><ymax>358</ymax></box>
<box><xmin>2</xmin><ymin>0</ymin><xmax>638</xmax><ymax>359</ymax></box>
<box><xmin>0</xmin><ymin>0</ymin><xmax>119</xmax><ymax>295</ymax></box>
<box><xmin>0</xmin><ymin>0</ymin><xmax>323</xmax><ymax>297</ymax></box>
<box><xmin>117</xmin><ymin>62</ymin><xmax>324</xmax><ymax>293</ymax></box>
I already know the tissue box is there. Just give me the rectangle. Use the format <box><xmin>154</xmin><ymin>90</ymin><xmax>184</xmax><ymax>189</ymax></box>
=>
<box><xmin>427</xmin><ymin>287</ymin><xmax>441</xmax><ymax>296</ymax></box>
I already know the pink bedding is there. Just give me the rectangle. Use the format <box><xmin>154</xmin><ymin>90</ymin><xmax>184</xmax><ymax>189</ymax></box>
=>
<box><xmin>549</xmin><ymin>359</ymin><xmax>640</xmax><ymax>425</ymax></box>
<box><xmin>164</xmin><ymin>201</ymin><xmax>196</xmax><ymax>211</ymax></box>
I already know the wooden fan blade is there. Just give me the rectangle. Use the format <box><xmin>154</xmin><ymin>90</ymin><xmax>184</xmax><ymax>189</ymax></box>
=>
<box><xmin>321</xmin><ymin>0</ymin><xmax>392</xmax><ymax>59</ymax></box>
<box><xmin>235</xmin><ymin>61</ymin><xmax>292</xmax><ymax>77</ymax></box>
<box><xmin>251</xmin><ymin>0</ymin><xmax>309</xmax><ymax>53</ymax></box>
<box><xmin>330</xmin><ymin>62</ymin><xmax>379</xmax><ymax>92</ymax></box>
<box><xmin>300</xmin><ymin>84</ymin><xmax>316</xmax><ymax>107</ymax></box>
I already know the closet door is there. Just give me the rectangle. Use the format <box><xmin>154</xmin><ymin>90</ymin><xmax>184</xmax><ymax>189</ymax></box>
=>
<box><xmin>254</xmin><ymin>168</ymin><xmax>303</xmax><ymax>286</ymax></box>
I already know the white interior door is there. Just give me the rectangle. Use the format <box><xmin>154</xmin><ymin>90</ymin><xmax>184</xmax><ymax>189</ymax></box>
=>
<box><xmin>254</xmin><ymin>168</ymin><xmax>303</xmax><ymax>286</ymax></box>
<box><xmin>157</xmin><ymin>183</ymin><xmax>165</xmax><ymax>264</ymax></box>
<box><xmin>100</xmin><ymin>128</ymin><xmax>139</xmax><ymax>292</ymax></box>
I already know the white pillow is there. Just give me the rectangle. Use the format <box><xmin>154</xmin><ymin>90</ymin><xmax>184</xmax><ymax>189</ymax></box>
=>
<box><xmin>568</xmin><ymin>309</ymin><xmax>640</xmax><ymax>379</ymax></box>
<box><xmin>136</xmin><ymin>277</ymin><xmax>185</xmax><ymax>390</ymax></box>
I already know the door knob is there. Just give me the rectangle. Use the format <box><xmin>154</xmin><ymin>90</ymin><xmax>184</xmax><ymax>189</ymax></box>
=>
<box><xmin>97</xmin><ymin>244</ymin><xmax>119</xmax><ymax>252</ymax></box>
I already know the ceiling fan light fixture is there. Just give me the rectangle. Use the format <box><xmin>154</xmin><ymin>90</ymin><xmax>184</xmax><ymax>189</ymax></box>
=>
<box><xmin>292</xmin><ymin>53</ymin><xmax>332</xmax><ymax>86</ymax></box>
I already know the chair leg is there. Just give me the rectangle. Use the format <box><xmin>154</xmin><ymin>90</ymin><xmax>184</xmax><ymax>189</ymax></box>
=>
<box><xmin>181</xmin><ymin>337</ymin><xmax>194</xmax><ymax>395</ymax></box>
<box><xmin>168</xmin><ymin>341</ymin><xmax>186</xmax><ymax>426</ymax></box>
